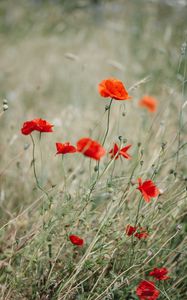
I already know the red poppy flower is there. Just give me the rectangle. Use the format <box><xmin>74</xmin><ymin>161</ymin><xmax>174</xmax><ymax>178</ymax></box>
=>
<box><xmin>98</xmin><ymin>78</ymin><xmax>132</xmax><ymax>100</ymax></box>
<box><xmin>21</xmin><ymin>120</ymin><xmax>38</xmax><ymax>135</ymax></box>
<box><xmin>137</xmin><ymin>178</ymin><xmax>159</xmax><ymax>203</ymax></box>
<box><xmin>126</xmin><ymin>224</ymin><xmax>137</xmax><ymax>236</ymax></box>
<box><xmin>149</xmin><ymin>267</ymin><xmax>170</xmax><ymax>281</ymax></box>
<box><xmin>56</xmin><ymin>142</ymin><xmax>77</xmax><ymax>155</ymax></box>
<box><xmin>136</xmin><ymin>280</ymin><xmax>160</xmax><ymax>300</ymax></box>
<box><xmin>109</xmin><ymin>143</ymin><xmax>132</xmax><ymax>160</ymax></box>
<box><xmin>69</xmin><ymin>235</ymin><xmax>84</xmax><ymax>246</ymax></box>
<box><xmin>139</xmin><ymin>95</ymin><xmax>158</xmax><ymax>113</ymax></box>
<box><xmin>77</xmin><ymin>137</ymin><xmax>106</xmax><ymax>160</ymax></box>
<box><xmin>21</xmin><ymin>118</ymin><xmax>53</xmax><ymax>135</ymax></box>
<box><xmin>134</xmin><ymin>228</ymin><xmax>149</xmax><ymax>240</ymax></box>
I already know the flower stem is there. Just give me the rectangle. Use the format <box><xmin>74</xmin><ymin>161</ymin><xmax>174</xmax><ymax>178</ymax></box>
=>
<box><xmin>30</xmin><ymin>134</ymin><xmax>52</xmax><ymax>270</ymax></box>
<box><xmin>134</xmin><ymin>196</ymin><xmax>143</xmax><ymax>227</ymax></box>
<box><xmin>96</xmin><ymin>98</ymin><xmax>113</xmax><ymax>179</ymax></box>
<box><xmin>129</xmin><ymin>196</ymin><xmax>143</xmax><ymax>267</ymax></box>
<box><xmin>30</xmin><ymin>134</ymin><xmax>50</xmax><ymax>200</ymax></box>
<box><xmin>102</xmin><ymin>98</ymin><xmax>113</xmax><ymax>146</ymax></box>
<box><xmin>61</xmin><ymin>155</ymin><xmax>67</xmax><ymax>188</ymax></box>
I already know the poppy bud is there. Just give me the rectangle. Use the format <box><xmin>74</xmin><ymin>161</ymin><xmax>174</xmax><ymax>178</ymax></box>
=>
<box><xmin>176</xmin><ymin>224</ymin><xmax>182</xmax><ymax>231</ymax></box>
<box><xmin>161</xmin><ymin>142</ymin><xmax>167</xmax><ymax>149</ymax></box>
<box><xmin>181</xmin><ymin>42</ymin><xmax>186</xmax><ymax>55</ymax></box>
<box><xmin>123</xmin><ymin>138</ymin><xmax>127</xmax><ymax>144</ymax></box>
<box><xmin>24</xmin><ymin>143</ymin><xmax>30</xmax><ymax>150</ymax></box>
<box><xmin>118</xmin><ymin>135</ymin><xmax>122</xmax><ymax>141</ymax></box>
<box><xmin>147</xmin><ymin>249</ymin><xmax>153</xmax><ymax>256</ymax></box>
<box><xmin>94</xmin><ymin>166</ymin><xmax>99</xmax><ymax>172</ymax></box>
<box><xmin>3</xmin><ymin>99</ymin><xmax>8</xmax><ymax>105</ymax></box>
<box><xmin>108</xmin><ymin>187</ymin><xmax>113</xmax><ymax>193</ymax></box>
<box><xmin>137</xmin><ymin>142</ymin><xmax>141</xmax><ymax>147</ymax></box>
<box><xmin>140</xmin><ymin>160</ymin><xmax>144</xmax><ymax>166</ymax></box>
<box><xmin>122</xmin><ymin>112</ymin><xmax>126</xmax><ymax>116</ymax></box>
<box><xmin>159</xmin><ymin>189</ymin><xmax>164</xmax><ymax>195</ymax></box>
<box><xmin>3</xmin><ymin>104</ymin><xmax>8</xmax><ymax>111</ymax></box>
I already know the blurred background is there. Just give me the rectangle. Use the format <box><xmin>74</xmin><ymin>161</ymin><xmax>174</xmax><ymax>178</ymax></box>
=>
<box><xmin>0</xmin><ymin>0</ymin><xmax>187</xmax><ymax>112</ymax></box>
<box><xmin>0</xmin><ymin>0</ymin><xmax>187</xmax><ymax>218</ymax></box>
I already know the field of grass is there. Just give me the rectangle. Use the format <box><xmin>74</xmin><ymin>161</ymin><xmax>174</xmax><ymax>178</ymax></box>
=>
<box><xmin>0</xmin><ymin>0</ymin><xmax>187</xmax><ymax>299</ymax></box>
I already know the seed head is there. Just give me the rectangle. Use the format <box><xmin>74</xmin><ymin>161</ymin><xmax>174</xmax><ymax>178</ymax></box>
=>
<box><xmin>3</xmin><ymin>104</ymin><xmax>8</xmax><ymax>111</ymax></box>
<box><xmin>24</xmin><ymin>143</ymin><xmax>30</xmax><ymax>150</ymax></box>
<box><xmin>176</xmin><ymin>224</ymin><xmax>182</xmax><ymax>231</ymax></box>
<box><xmin>147</xmin><ymin>249</ymin><xmax>153</xmax><ymax>256</ymax></box>
<box><xmin>3</xmin><ymin>99</ymin><xmax>8</xmax><ymax>105</ymax></box>
<box><xmin>94</xmin><ymin>166</ymin><xmax>99</xmax><ymax>172</ymax></box>
<box><xmin>161</xmin><ymin>142</ymin><xmax>167</xmax><ymax>149</ymax></box>
<box><xmin>105</xmin><ymin>104</ymin><xmax>110</xmax><ymax>111</ymax></box>
<box><xmin>181</xmin><ymin>42</ymin><xmax>187</xmax><ymax>55</ymax></box>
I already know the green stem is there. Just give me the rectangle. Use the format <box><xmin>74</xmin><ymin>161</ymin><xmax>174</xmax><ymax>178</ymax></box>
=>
<box><xmin>134</xmin><ymin>196</ymin><xmax>143</xmax><ymax>227</ymax></box>
<box><xmin>61</xmin><ymin>155</ymin><xmax>67</xmax><ymax>188</ymax></box>
<box><xmin>129</xmin><ymin>196</ymin><xmax>143</xmax><ymax>267</ymax></box>
<box><xmin>96</xmin><ymin>98</ymin><xmax>113</xmax><ymax>179</ymax></box>
<box><xmin>102</xmin><ymin>98</ymin><xmax>113</xmax><ymax>146</ymax></box>
<box><xmin>175</xmin><ymin>41</ymin><xmax>187</xmax><ymax>171</ymax></box>
<box><xmin>39</xmin><ymin>132</ymin><xmax>43</xmax><ymax>182</ymax></box>
<box><xmin>30</xmin><ymin>134</ymin><xmax>50</xmax><ymax>201</ymax></box>
<box><xmin>30</xmin><ymin>134</ymin><xmax>52</xmax><ymax>270</ymax></box>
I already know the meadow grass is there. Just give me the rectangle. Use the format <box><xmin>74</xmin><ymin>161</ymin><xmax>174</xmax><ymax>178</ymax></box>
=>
<box><xmin>0</xmin><ymin>1</ymin><xmax>187</xmax><ymax>299</ymax></box>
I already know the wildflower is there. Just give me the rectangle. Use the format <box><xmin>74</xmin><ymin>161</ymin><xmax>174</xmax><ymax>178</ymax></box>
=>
<box><xmin>137</xmin><ymin>178</ymin><xmax>159</xmax><ymax>203</ymax></box>
<box><xmin>21</xmin><ymin>118</ymin><xmax>53</xmax><ymax>135</ymax></box>
<box><xmin>139</xmin><ymin>95</ymin><xmax>158</xmax><ymax>113</ymax></box>
<box><xmin>21</xmin><ymin>120</ymin><xmax>37</xmax><ymax>135</ymax></box>
<box><xmin>77</xmin><ymin>137</ymin><xmax>106</xmax><ymax>160</ymax></box>
<box><xmin>135</xmin><ymin>227</ymin><xmax>149</xmax><ymax>240</ymax></box>
<box><xmin>149</xmin><ymin>267</ymin><xmax>170</xmax><ymax>281</ymax></box>
<box><xmin>109</xmin><ymin>143</ymin><xmax>132</xmax><ymax>160</ymax></box>
<box><xmin>56</xmin><ymin>142</ymin><xmax>76</xmax><ymax>155</ymax></box>
<box><xmin>69</xmin><ymin>234</ymin><xmax>84</xmax><ymax>246</ymax></box>
<box><xmin>136</xmin><ymin>280</ymin><xmax>159</xmax><ymax>300</ymax></box>
<box><xmin>126</xmin><ymin>224</ymin><xmax>137</xmax><ymax>236</ymax></box>
<box><xmin>34</xmin><ymin>119</ymin><xmax>53</xmax><ymax>132</ymax></box>
<box><xmin>98</xmin><ymin>78</ymin><xmax>131</xmax><ymax>100</ymax></box>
